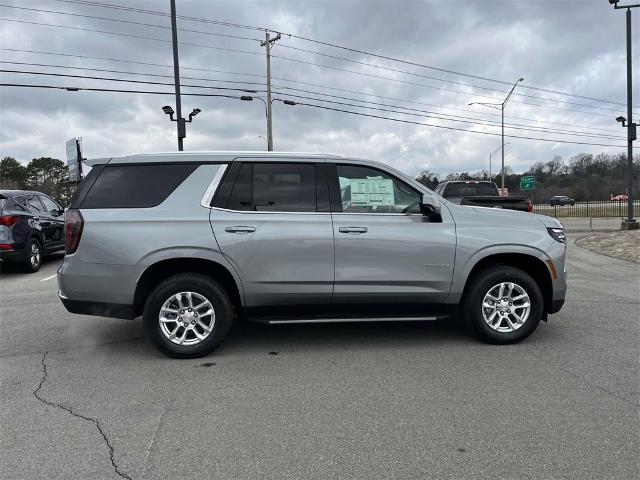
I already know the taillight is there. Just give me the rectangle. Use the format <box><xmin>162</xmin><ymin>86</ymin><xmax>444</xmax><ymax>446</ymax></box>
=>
<box><xmin>0</xmin><ymin>215</ymin><xmax>20</xmax><ymax>227</ymax></box>
<box><xmin>65</xmin><ymin>209</ymin><xmax>84</xmax><ymax>254</ymax></box>
<box><xmin>527</xmin><ymin>201</ymin><xmax>534</xmax><ymax>213</ymax></box>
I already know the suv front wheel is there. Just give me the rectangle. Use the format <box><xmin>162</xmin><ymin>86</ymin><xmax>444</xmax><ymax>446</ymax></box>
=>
<box><xmin>143</xmin><ymin>273</ymin><xmax>233</xmax><ymax>358</ymax></box>
<box><xmin>463</xmin><ymin>266</ymin><xmax>543</xmax><ymax>344</ymax></box>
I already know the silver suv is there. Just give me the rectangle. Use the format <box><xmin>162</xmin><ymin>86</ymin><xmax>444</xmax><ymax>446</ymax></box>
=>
<box><xmin>58</xmin><ymin>152</ymin><xmax>567</xmax><ymax>358</ymax></box>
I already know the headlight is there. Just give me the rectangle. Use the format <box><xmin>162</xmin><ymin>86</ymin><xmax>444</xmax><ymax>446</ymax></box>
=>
<box><xmin>547</xmin><ymin>227</ymin><xmax>566</xmax><ymax>244</ymax></box>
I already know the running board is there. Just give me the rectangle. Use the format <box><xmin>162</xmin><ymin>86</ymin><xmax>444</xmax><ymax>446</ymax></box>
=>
<box><xmin>246</xmin><ymin>315</ymin><xmax>449</xmax><ymax>325</ymax></box>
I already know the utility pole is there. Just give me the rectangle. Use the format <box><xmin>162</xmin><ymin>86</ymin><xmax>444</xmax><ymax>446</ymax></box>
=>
<box><xmin>470</xmin><ymin>78</ymin><xmax>523</xmax><ymax>194</ymax></box>
<box><xmin>610</xmin><ymin>0</ymin><xmax>639</xmax><ymax>229</ymax></box>
<box><xmin>261</xmin><ymin>31</ymin><xmax>280</xmax><ymax>151</ymax></box>
<box><xmin>170</xmin><ymin>0</ymin><xmax>184</xmax><ymax>151</ymax></box>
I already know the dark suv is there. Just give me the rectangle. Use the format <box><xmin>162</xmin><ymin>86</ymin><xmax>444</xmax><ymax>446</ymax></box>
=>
<box><xmin>0</xmin><ymin>190</ymin><xmax>65</xmax><ymax>272</ymax></box>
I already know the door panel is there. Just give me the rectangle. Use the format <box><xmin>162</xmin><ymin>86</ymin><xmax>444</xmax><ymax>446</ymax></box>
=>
<box><xmin>211</xmin><ymin>211</ymin><xmax>334</xmax><ymax>306</ymax></box>
<box><xmin>332</xmin><ymin>213</ymin><xmax>456</xmax><ymax>303</ymax></box>
<box><xmin>329</xmin><ymin>162</ymin><xmax>456</xmax><ymax>304</ymax></box>
<box><xmin>38</xmin><ymin>195</ymin><xmax>64</xmax><ymax>251</ymax></box>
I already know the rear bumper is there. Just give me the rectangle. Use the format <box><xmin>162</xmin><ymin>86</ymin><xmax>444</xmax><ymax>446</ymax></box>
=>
<box><xmin>0</xmin><ymin>248</ymin><xmax>25</xmax><ymax>263</ymax></box>
<box><xmin>59</xmin><ymin>292</ymin><xmax>137</xmax><ymax>320</ymax></box>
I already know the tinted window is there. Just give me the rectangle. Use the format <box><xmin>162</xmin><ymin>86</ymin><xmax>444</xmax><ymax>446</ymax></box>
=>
<box><xmin>226</xmin><ymin>163</ymin><xmax>252</xmax><ymax>211</ymax></box>
<box><xmin>70</xmin><ymin>164</ymin><xmax>104</xmax><ymax>209</ymax></box>
<box><xmin>226</xmin><ymin>163</ymin><xmax>317</xmax><ymax>212</ymax></box>
<box><xmin>39</xmin><ymin>195</ymin><xmax>61</xmax><ymax>214</ymax></box>
<box><xmin>335</xmin><ymin>164</ymin><xmax>420</xmax><ymax>214</ymax></box>
<box><xmin>443</xmin><ymin>183</ymin><xmax>498</xmax><ymax>198</ymax></box>
<box><xmin>81</xmin><ymin>163</ymin><xmax>198</xmax><ymax>208</ymax></box>
<box><xmin>26</xmin><ymin>194</ymin><xmax>45</xmax><ymax>213</ymax></box>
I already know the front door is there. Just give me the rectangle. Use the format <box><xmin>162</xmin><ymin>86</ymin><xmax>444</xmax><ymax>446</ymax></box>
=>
<box><xmin>210</xmin><ymin>160</ymin><xmax>334</xmax><ymax>307</ymax></box>
<box><xmin>329</xmin><ymin>163</ymin><xmax>456</xmax><ymax>304</ymax></box>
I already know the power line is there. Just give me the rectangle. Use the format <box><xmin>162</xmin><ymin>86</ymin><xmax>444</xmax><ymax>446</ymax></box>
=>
<box><xmin>0</xmin><ymin>18</ymin><xmax>264</xmax><ymax>57</ymax></box>
<box><xmin>48</xmin><ymin>0</ymin><xmax>635</xmax><ymax>109</ymax></box>
<box><xmin>0</xmin><ymin>61</ymin><xmax>267</xmax><ymax>87</ymax></box>
<box><xmin>0</xmin><ymin>48</ymin><xmax>617</xmax><ymax>133</ymax></box>
<box><xmin>0</xmin><ymin>4</ymin><xmax>263</xmax><ymax>42</ymax></box>
<box><xmin>0</xmin><ymin>81</ymin><xmax>625</xmax><ymax>148</ymax></box>
<box><xmin>1</xmin><ymin>3</ymin><xmax>623</xmax><ymax>112</ymax></box>
<box><xmin>1</xmin><ymin>68</ymin><xmax>622</xmax><ymax>139</ymax></box>
<box><xmin>2</xmin><ymin>17</ymin><xmax>630</xmax><ymax>118</ymax></box>
<box><xmin>0</xmin><ymin>48</ymin><xmax>266</xmax><ymax>79</ymax></box>
<box><xmin>0</xmin><ymin>82</ymin><xmax>260</xmax><ymax>100</ymax></box>
<box><xmin>273</xmin><ymin>100</ymin><xmax>626</xmax><ymax>148</ymax></box>
<box><xmin>274</xmin><ymin>43</ymin><xmax>626</xmax><ymax>113</ymax></box>
<box><xmin>0</xmin><ymin>69</ymin><xmax>265</xmax><ymax>94</ymax></box>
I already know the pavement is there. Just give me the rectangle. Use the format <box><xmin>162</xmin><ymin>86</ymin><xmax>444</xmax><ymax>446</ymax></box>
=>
<box><xmin>1</xmin><ymin>237</ymin><xmax>639</xmax><ymax>480</ymax></box>
<box><xmin>576</xmin><ymin>230</ymin><xmax>640</xmax><ymax>263</ymax></box>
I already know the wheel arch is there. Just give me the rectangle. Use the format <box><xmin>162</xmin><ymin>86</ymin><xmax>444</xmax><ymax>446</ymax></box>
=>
<box><xmin>133</xmin><ymin>257</ymin><xmax>244</xmax><ymax>316</ymax></box>
<box><xmin>461</xmin><ymin>252</ymin><xmax>553</xmax><ymax>315</ymax></box>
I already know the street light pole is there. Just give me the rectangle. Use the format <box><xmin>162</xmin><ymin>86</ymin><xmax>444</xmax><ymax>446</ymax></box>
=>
<box><xmin>470</xmin><ymin>78</ymin><xmax>523</xmax><ymax>193</ymax></box>
<box><xmin>169</xmin><ymin>0</ymin><xmax>184</xmax><ymax>151</ymax></box>
<box><xmin>611</xmin><ymin>0</ymin><xmax>639</xmax><ymax>229</ymax></box>
<box><xmin>489</xmin><ymin>143</ymin><xmax>510</xmax><ymax>180</ymax></box>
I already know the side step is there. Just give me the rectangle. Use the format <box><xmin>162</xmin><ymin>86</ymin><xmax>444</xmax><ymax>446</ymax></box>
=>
<box><xmin>244</xmin><ymin>313</ymin><xmax>452</xmax><ymax>325</ymax></box>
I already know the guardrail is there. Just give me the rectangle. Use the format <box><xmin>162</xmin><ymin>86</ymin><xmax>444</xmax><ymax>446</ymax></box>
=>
<box><xmin>532</xmin><ymin>200</ymin><xmax>640</xmax><ymax>218</ymax></box>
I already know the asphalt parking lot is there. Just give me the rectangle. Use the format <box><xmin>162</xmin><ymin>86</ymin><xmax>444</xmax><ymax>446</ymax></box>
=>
<box><xmin>1</xmin><ymin>234</ymin><xmax>638</xmax><ymax>480</ymax></box>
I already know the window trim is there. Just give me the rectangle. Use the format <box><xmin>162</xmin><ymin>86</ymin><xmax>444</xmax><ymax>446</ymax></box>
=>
<box><xmin>328</xmin><ymin>162</ymin><xmax>424</xmax><ymax>216</ymax></box>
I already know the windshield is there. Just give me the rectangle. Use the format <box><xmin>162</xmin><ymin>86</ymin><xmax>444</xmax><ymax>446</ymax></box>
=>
<box><xmin>443</xmin><ymin>183</ymin><xmax>498</xmax><ymax>198</ymax></box>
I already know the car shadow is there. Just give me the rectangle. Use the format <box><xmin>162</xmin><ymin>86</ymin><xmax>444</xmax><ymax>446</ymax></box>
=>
<box><xmin>0</xmin><ymin>251</ymin><xmax>64</xmax><ymax>277</ymax></box>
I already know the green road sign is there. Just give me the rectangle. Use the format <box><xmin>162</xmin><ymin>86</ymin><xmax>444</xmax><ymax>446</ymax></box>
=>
<box><xmin>520</xmin><ymin>176</ymin><xmax>535</xmax><ymax>190</ymax></box>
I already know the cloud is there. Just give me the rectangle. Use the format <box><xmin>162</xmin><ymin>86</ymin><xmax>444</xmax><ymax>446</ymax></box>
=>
<box><xmin>0</xmin><ymin>0</ymin><xmax>634</xmax><ymax>178</ymax></box>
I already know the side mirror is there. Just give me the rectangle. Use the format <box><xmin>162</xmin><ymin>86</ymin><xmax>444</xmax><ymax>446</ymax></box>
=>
<box><xmin>421</xmin><ymin>194</ymin><xmax>442</xmax><ymax>221</ymax></box>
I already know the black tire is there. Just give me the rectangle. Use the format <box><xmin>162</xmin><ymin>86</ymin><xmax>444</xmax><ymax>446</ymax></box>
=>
<box><xmin>143</xmin><ymin>273</ymin><xmax>233</xmax><ymax>358</ymax></box>
<box><xmin>22</xmin><ymin>238</ymin><xmax>42</xmax><ymax>273</ymax></box>
<box><xmin>462</xmin><ymin>265</ymin><xmax>543</xmax><ymax>344</ymax></box>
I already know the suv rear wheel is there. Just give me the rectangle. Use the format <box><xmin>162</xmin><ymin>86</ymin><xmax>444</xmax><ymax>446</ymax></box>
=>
<box><xmin>463</xmin><ymin>266</ymin><xmax>543</xmax><ymax>344</ymax></box>
<box><xmin>23</xmin><ymin>238</ymin><xmax>42</xmax><ymax>273</ymax></box>
<box><xmin>143</xmin><ymin>273</ymin><xmax>233</xmax><ymax>358</ymax></box>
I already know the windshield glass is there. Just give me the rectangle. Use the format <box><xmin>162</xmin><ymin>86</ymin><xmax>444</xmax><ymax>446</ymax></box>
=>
<box><xmin>444</xmin><ymin>183</ymin><xmax>497</xmax><ymax>197</ymax></box>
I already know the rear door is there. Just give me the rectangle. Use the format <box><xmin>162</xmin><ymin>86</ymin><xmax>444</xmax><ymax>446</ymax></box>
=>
<box><xmin>38</xmin><ymin>195</ymin><xmax>65</xmax><ymax>251</ymax></box>
<box><xmin>328</xmin><ymin>162</ymin><xmax>456</xmax><ymax>304</ymax></box>
<box><xmin>209</xmin><ymin>159</ymin><xmax>334</xmax><ymax>307</ymax></box>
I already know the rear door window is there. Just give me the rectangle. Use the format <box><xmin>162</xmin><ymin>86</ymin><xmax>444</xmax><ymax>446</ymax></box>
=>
<box><xmin>225</xmin><ymin>162</ymin><xmax>317</xmax><ymax>212</ymax></box>
<box><xmin>39</xmin><ymin>195</ymin><xmax>62</xmax><ymax>214</ymax></box>
<box><xmin>26</xmin><ymin>194</ymin><xmax>45</xmax><ymax>213</ymax></box>
<box><xmin>80</xmin><ymin>163</ymin><xmax>198</xmax><ymax>208</ymax></box>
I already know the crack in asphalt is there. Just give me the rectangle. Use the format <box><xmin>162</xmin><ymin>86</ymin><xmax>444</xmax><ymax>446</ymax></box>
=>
<box><xmin>33</xmin><ymin>352</ymin><xmax>133</xmax><ymax>480</ymax></box>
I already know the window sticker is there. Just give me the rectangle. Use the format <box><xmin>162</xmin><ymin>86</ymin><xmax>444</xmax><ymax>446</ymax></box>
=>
<box><xmin>349</xmin><ymin>177</ymin><xmax>395</xmax><ymax>206</ymax></box>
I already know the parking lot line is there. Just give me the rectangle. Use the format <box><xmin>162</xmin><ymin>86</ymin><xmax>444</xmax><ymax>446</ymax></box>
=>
<box><xmin>39</xmin><ymin>273</ymin><xmax>57</xmax><ymax>282</ymax></box>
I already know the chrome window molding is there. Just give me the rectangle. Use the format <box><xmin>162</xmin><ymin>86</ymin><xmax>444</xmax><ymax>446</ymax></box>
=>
<box><xmin>200</xmin><ymin>164</ymin><xmax>228</xmax><ymax>208</ymax></box>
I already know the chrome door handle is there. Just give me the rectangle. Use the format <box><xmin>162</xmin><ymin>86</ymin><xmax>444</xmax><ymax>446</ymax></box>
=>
<box><xmin>225</xmin><ymin>226</ymin><xmax>256</xmax><ymax>233</ymax></box>
<box><xmin>339</xmin><ymin>226</ymin><xmax>368</xmax><ymax>234</ymax></box>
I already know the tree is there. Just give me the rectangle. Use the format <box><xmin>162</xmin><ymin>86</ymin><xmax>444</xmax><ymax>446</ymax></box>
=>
<box><xmin>0</xmin><ymin>156</ymin><xmax>27</xmax><ymax>189</ymax></box>
<box><xmin>24</xmin><ymin>157</ymin><xmax>73</xmax><ymax>204</ymax></box>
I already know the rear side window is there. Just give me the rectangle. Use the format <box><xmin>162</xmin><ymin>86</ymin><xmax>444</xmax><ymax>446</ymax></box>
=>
<box><xmin>26</xmin><ymin>194</ymin><xmax>45</xmax><ymax>213</ymax></box>
<box><xmin>443</xmin><ymin>183</ymin><xmax>498</xmax><ymax>197</ymax></box>
<box><xmin>81</xmin><ymin>163</ymin><xmax>198</xmax><ymax>208</ymax></box>
<box><xmin>226</xmin><ymin>163</ymin><xmax>317</xmax><ymax>212</ymax></box>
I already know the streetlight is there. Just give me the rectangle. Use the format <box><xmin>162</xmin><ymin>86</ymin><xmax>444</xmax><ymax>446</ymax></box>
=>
<box><xmin>609</xmin><ymin>0</ymin><xmax>639</xmax><ymax>230</ymax></box>
<box><xmin>161</xmin><ymin>105</ymin><xmax>201</xmax><ymax>149</ymax></box>
<box><xmin>240</xmin><ymin>96</ymin><xmax>272</xmax><ymax>150</ymax></box>
<box><xmin>470</xmin><ymin>77</ymin><xmax>524</xmax><ymax>193</ymax></box>
<box><xmin>488</xmin><ymin>143</ymin><xmax>510</xmax><ymax>180</ymax></box>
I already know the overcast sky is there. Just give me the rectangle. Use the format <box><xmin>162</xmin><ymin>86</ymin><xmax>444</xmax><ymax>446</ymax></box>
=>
<box><xmin>0</xmin><ymin>0</ymin><xmax>637</xmax><ymax>178</ymax></box>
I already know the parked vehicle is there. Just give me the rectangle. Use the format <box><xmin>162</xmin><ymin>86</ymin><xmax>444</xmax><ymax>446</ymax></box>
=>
<box><xmin>611</xmin><ymin>194</ymin><xmax>628</xmax><ymax>202</ymax></box>
<box><xmin>0</xmin><ymin>190</ymin><xmax>65</xmax><ymax>272</ymax></box>
<box><xmin>58</xmin><ymin>152</ymin><xmax>567</xmax><ymax>358</ymax></box>
<box><xmin>434</xmin><ymin>180</ymin><xmax>533</xmax><ymax>212</ymax></box>
<box><xmin>549</xmin><ymin>195</ymin><xmax>575</xmax><ymax>206</ymax></box>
